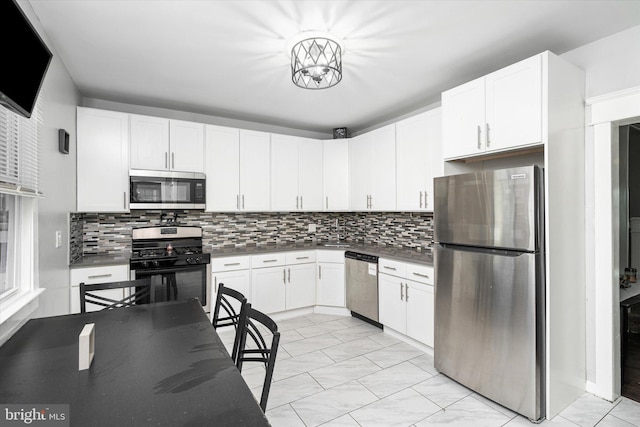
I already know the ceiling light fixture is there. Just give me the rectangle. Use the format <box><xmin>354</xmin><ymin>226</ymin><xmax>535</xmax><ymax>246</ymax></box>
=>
<box><xmin>290</xmin><ymin>32</ymin><xmax>342</xmax><ymax>90</ymax></box>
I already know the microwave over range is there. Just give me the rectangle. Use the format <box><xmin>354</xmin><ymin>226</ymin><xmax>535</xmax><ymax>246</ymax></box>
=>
<box><xmin>130</xmin><ymin>170</ymin><xmax>206</xmax><ymax>209</ymax></box>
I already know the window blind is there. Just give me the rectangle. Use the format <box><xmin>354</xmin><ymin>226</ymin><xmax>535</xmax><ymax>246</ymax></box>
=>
<box><xmin>0</xmin><ymin>96</ymin><xmax>42</xmax><ymax>196</ymax></box>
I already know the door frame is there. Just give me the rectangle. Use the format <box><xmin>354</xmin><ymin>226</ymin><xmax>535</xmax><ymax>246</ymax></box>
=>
<box><xmin>587</xmin><ymin>86</ymin><xmax>640</xmax><ymax>401</ymax></box>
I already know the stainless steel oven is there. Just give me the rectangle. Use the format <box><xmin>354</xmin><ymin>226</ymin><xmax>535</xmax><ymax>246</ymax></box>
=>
<box><xmin>130</xmin><ymin>170</ymin><xmax>206</xmax><ymax>210</ymax></box>
<box><xmin>129</xmin><ymin>226</ymin><xmax>211</xmax><ymax>312</ymax></box>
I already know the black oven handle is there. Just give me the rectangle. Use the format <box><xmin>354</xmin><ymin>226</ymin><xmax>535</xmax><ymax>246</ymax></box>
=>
<box><xmin>131</xmin><ymin>265</ymin><xmax>207</xmax><ymax>276</ymax></box>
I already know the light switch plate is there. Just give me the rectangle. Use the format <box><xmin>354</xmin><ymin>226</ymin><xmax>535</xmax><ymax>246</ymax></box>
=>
<box><xmin>55</xmin><ymin>230</ymin><xmax>62</xmax><ymax>248</ymax></box>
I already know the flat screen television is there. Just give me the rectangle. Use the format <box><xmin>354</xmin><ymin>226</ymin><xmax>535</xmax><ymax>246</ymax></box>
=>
<box><xmin>0</xmin><ymin>0</ymin><xmax>53</xmax><ymax>119</ymax></box>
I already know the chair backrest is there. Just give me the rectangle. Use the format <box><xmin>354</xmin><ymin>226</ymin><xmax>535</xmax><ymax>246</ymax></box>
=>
<box><xmin>211</xmin><ymin>283</ymin><xmax>247</xmax><ymax>362</ymax></box>
<box><xmin>235</xmin><ymin>303</ymin><xmax>280</xmax><ymax>412</ymax></box>
<box><xmin>80</xmin><ymin>278</ymin><xmax>153</xmax><ymax>313</ymax></box>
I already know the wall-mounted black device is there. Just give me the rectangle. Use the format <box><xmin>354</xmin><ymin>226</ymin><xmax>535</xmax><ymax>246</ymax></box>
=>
<box><xmin>58</xmin><ymin>129</ymin><xmax>69</xmax><ymax>154</ymax></box>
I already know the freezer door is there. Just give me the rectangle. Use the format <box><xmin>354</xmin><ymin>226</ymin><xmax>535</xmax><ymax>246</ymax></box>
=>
<box><xmin>434</xmin><ymin>243</ymin><xmax>544</xmax><ymax>420</ymax></box>
<box><xmin>433</xmin><ymin>166</ymin><xmax>543</xmax><ymax>252</ymax></box>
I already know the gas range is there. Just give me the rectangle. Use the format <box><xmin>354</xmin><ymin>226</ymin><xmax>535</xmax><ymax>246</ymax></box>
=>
<box><xmin>130</xmin><ymin>226</ymin><xmax>210</xmax><ymax>270</ymax></box>
<box><xmin>130</xmin><ymin>225</ymin><xmax>211</xmax><ymax>311</ymax></box>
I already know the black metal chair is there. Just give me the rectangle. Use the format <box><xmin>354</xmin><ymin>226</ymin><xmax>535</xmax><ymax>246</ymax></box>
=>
<box><xmin>79</xmin><ymin>278</ymin><xmax>153</xmax><ymax>313</ymax></box>
<box><xmin>235</xmin><ymin>303</ymin><xmax>280</xmax><ymax>412</ymax></box>
<box><xmin>211</xmin><ymin>283</ymin><xmax>248</xmax><ymax>363</ymax></box>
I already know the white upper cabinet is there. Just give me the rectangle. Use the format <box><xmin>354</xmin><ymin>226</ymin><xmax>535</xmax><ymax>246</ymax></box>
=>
<box><xmin>77</xmin><ymin>107</ymin><xmax>130</xmax><ymax>212</ymax></box>
<box><xmin>298</xmin><ymin>138</ymin><xmax>323</xmax><ymax>211</ymax></box>
<box><xmin>129</xmin><ymin>114</ymin><xmax>169</xmax><ymax>170</ymax></box>
<box><xmin>169</xmin><ymin>119</ymin><xmax>205</xmax><ymax>172</ymax></box>
<box><xmin>205</xmin><ymin>126</ymin><xmax>270</xmax><ymax>212</ymax></box>
<box><xmin>130</xmin><ymin>114</ymin><xmax>204</xmax><ymax>172</ymax></box>
<box><xmin>205</xmin><ymin>125</ymin><xmax>241</xmax><ymax>211</ymax></box>
<box><xmin>271</xmin><ymin>135</ymin><xmax>323</xmax><ymax>211</ymax></box>
<box><xmin>239</xmin><ymin>130</ymin><xmax>271</xmax><ymax>211</ymax></box>
<box><xmin>350</xmin><ymin>124</ymin><xmax>396</xmax><ymax>211</ymax></box>
<box><xmin>349</xmin><ymin>133</ymin><xmax>372</xmax><ymax>211</ymax></box>
<box><xmin>396</xmin><ymin>109</ymin><xmax>442</xmax><ymax>211</ymax></box>
<box><xmin>322</xmin><ymin>139</ymin><xmax>349</xmax><ymax>211</ymax></box>
<box><xmin>442</xmin><ymin>53</ymin><xmax>542</xmax><ymax>160</ymax></box>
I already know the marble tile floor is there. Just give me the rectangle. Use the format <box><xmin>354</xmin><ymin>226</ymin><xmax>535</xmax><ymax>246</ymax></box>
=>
<box><xmin>217</xmin><ymin>313</ymin><xmax>640</xmax><ymax>427</ymax></box>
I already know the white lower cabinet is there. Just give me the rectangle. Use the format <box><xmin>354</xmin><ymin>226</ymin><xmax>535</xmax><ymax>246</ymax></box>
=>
<box><xmin>251</xmin><ymin>265</ymin><xmax>287</xmax><ymax>314</ymax></box>
<box><xmin>211</xmin><ymin>255</ymin><xmax>251</xmax><ymax>302</ymax></box>
<box><xmin>70</xmin><ymin>265</ymin><xmax>130</xmax><ymax>314</ymax></box>
<box><xmin>285</xmin><ymin>251</ymin><xmax>317</xmax><ymax>310</ymax></box>
<box><xmin>378</xmin><ymin>258</ymin><xmax>434</xmax><ymax>347</ymax></box>
<box><xmin>317</xmin><ymin>250</ymin><xmax>345</xmax><ymax>307</ymax></box>
<box><xmin>250</xmin><ymin>251</ymin><xmax>316</xmax><ymax>314</ymax></box>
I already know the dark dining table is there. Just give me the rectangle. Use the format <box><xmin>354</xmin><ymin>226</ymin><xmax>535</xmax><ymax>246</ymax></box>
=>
<box><xmin>0</xmin><ymin>299</ymin><xmax>271</xmax><ymax>426</ymax></box>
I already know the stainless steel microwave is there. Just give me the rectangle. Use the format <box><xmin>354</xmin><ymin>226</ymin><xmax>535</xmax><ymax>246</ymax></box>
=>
<box><xmin>129</xmin><ymin>170</ymin><xmax>206</xmax><ymax>209</ymax></box>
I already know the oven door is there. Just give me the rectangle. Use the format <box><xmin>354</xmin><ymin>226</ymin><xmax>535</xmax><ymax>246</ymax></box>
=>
<box><xmin>132</xmin><ymin>264</ymin><xmax>210</xmax><ymax>312</ymax></box>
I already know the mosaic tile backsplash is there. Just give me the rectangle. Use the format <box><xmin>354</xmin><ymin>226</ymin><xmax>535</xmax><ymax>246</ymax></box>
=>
<box><xmin>70</xmin><ymin>211</ymin><xmax>434</xmax><ymax>259</ymax></box>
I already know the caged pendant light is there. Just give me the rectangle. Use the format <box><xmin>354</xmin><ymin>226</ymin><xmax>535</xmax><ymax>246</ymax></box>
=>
<box><xmin>291</xmin><ymin>35</ymin><xmax>342</xmax><ymax>90</ymax></box>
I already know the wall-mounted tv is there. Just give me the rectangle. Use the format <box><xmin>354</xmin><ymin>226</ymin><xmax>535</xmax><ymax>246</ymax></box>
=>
<box><xmin>0</xmin><ymin>0</ymin><xmax>53</xmax><ymax>119</ymax></box>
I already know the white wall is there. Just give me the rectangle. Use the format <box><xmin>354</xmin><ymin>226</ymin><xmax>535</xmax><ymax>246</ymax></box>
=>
<box><xmin>560</xmin><ymin>25</ymin><xmax>640</xmax><ymax>386</ymax></box>
<box><xmin>17</xmin><ymin>1</ymin><xmax>82</xmax><ymax>318</ymax></box>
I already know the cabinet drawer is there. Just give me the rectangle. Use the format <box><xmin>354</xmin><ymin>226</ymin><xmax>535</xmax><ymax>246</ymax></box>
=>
<box><xmin>406</xmin><ymin>263</ymin><xmax>434</xmax><ymax>284</ymax></box>
<box><xmin>251</xmin><ymin>253</ymin><xmax>286</xmax><ymax>268</ymax></box>
<box><xmin>316</xmin><ymin>249</ymin><xmax>345</xmax><ymax>263</ymax></box>
<box><xmin>378</xmin><ymin>258</ymin><xmax>406</xmax><ymax>278</ymax></box>
<box><xmin>70</xmin><ymin>265</ymin><xmax>130</xmax><ymax>285</ymax></box>
<box><xmin>210</xmin><ymin>256</ymin><xmax>251</xmax><ymax>272</ymax></box>
<box><xmin>285</xmin><ymin>250</ymin><xmax>316</xmax><ymax>265</ymax></box>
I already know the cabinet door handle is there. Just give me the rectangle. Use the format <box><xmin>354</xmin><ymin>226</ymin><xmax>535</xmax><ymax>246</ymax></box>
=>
<box><xmin>165</xmin><ymin>152</ymin><xmax>168</xmax><ymax>169</ymax></box>
<box><xmin>424</xmin><ymin>189</ymin><xmax>428</xmax><ymax>209</ymax></box>
<box><xmin>318</xmin><ymin>265</ymin><xmax>322</xmax><ymax>279</ymax></box>
<box><xmin>296</xmin><ymin>256</ymin><xmax>309</xmax><ymax>260</ymax></box>
<box><xmin>224</xmin><ymin>262</ymin><xmax>241</xmax><ymax>267</ymax></box>
<box><xmin>412</xmin><ymin>272</ymin><xmax>430</xmax><ymax>279</ymax></box>
<box><xmin>400</xmin><ymin>282</ymin><xmax>404</xmax><ymax>301</ymax></box>
<box><xmin>171</xmin><ymin>152</ymin><xmax>175</xmax><ymax>169</ymax></box>
<box><xmin>242</xmin><ymin>194</ymin><xmax>245</xmax><ymax>210</ymax></box>
<box><xmin>263</xmin><ymin>259</ymin><xmax>278</xmax><ymax>263</ymax></box>
<box><xmin>486</xmin><ymin>123</ymin><xmax>491</xmax><ymax>148</ymax></box>
<box><xmin>477</xmin><ymin>125</ymin><xmax>482</xmax><ymax>149</ymax></box>
<box><xmin>405</xmin><ymin>283</ymin><xmax>409</xmax><ymax>301</ymax></box>
<box><xmin>419</xmin><ymin>191</ymin><xmax>423</xmax><ymax>209</ymax></box>
<box><xmin>236</xmin><ymin>194</ymin><xmax>240</xmax><ymax>210</ymax></box>
<box><xmin>300</xmin><ymin>196</ymin><xmax>303</xmax><ymax>210</ymax></box>
<box><xmin>288</xmin><ymin>268</ymin><xmax>291</xmax><ymax>283</ymax></box>
<box><xmin>383</xmin><ymin>266</ymin><xmax>397</xmax><ymax>271</ymax></box>
<box><xmin>124</xmin><ymin>192</ymin><xmax>127</xmax><ymax>210</ymax></box>
<box><xmin>326</xmin><ymin>196</ymin><xmax>329</xmax><ymax>210</ymax></box>
<box><xmin>296</xmin><ymin>196</ymin><xmax>299</xmax><ymax>210</ymax></box>
<box><xmin>283</xmin><ymin>268</ymin><xmax>286</xmax><ymax>284</ymax></box>
<box><xmin>88</xmin><ymin>273</ymin><xmax>112</xmax><ymax>279</ymax></box>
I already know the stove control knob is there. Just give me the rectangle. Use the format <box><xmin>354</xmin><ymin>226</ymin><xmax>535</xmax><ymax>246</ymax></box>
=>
<box><xmin>141</xmin><ymin>261</ymin><xmax>149</xmax><ymax>269</ymax></box>
<box><xmin>196</xmin><ymin>256</ymin><xmax>202</xmax><ymax>264</ymax></box>
<box><xmin>152</xmin><ymin>260</ymin><xmax>160</xmax><ymax>268</ymax></box>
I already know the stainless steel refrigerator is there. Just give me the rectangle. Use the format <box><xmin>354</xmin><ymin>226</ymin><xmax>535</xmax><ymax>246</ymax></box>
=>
<box><xmin>433</xmin><ymin>165</ymin><xmax>545</xmax><ymax>421</ymax></box>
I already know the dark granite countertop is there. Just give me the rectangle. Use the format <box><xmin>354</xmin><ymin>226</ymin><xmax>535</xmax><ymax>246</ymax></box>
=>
<box><xmin>207</xmin><ymin>242</ymin><xmax>433</xmax><ymax>266</ymax></box>
<box><xmin>69</xmin><ymin>252</ymin><xmax>131</xmax><ymax>269</ymax></box>
<box><xmin>70</xmin><ymin>243</ymin><xmax>433</xmax><ymax>268</ymax></box>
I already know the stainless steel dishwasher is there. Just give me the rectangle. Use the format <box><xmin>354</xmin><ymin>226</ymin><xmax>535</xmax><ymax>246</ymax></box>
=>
<box><xmin>345</xmin><ymin>251</ymin><xmax>379</xmax><ymax>323</ymax></box>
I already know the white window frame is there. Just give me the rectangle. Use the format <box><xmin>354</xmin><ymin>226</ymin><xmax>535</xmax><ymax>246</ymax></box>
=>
<box><xmin>0</xmin><ymin>95</ymin><xmax>43</xmax><ymax>331</ymax></box>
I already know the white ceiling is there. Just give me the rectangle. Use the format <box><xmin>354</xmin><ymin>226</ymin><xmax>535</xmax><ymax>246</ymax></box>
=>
<box><xmin>27</xmin><ymin>0</ymin><xmax>640</xmax><ymax>135</ymax></box>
